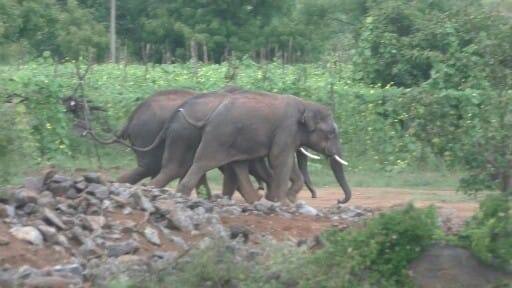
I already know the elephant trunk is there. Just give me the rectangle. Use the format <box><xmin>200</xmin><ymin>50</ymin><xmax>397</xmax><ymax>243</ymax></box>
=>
<box><xmin>329</xmin><ymin>147</ymin><xmax>351</xmax><ymax>204</ymax></box>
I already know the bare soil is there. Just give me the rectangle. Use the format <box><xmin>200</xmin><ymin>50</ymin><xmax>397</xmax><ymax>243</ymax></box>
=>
<box><xmin>0</xmin><ymin>186</ymin><xmax>478</xmax><ymax>270</ymax></box>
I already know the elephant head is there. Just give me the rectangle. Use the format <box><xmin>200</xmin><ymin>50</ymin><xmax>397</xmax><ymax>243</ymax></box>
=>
<box><xmin>298</xmin><ymin>101</ymin><xmax>352</xmax><ymax>203</ymax></box>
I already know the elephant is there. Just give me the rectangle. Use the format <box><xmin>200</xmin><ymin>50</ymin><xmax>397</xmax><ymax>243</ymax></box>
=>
<box><xmin>147</xmin><ymin>88</ymin><xmax>351</xmax><ymax>203</ymax></box>
<box><xmin>85</xmin><ymin>88</ymin><xmax>318</xmax><ymax>200</ymax></box>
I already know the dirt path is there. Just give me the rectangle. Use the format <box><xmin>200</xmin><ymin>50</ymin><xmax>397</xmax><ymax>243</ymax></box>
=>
<box><xmin>297</xmin><ymin>187</ymin><xmax>479</xmax><ymax>233</ymax></box>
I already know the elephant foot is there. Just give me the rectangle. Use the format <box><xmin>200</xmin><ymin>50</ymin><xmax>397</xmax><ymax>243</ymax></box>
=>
<box><xmin>279</xmin><ymin>198</ymin><xmax>293</xmax><ymax>207</ymax></box>
<box><xmin>265</xmin><ymin>193</ymin><xmax>280</xmax><ymax>203</ymax></box>
<box><xmin>287</xmin><ymin>194</ymin><xmax>298</xmax><ymax>204</ymax></box>
<box><xmin>244</xmin><ymin>192</ymin><xmax>263</xmax><ymax>204</ymax></box>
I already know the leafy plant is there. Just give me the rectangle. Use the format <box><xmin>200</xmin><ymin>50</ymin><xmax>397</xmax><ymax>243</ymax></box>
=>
<box><xmin>459</xmin><ymin>194</ymin><xmax>512</xmax><ymax>270</ymax></box>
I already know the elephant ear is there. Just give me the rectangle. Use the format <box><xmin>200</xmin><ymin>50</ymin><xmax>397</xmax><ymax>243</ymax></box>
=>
<box><xmin>301</xmin><ymin>109</ymin><xmax>316</xmax><ymax>132</ymax></box>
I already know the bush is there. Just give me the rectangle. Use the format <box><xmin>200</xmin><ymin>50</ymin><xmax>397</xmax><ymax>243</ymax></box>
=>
<box><xmin>106</xmin><ymin>205</ymin><xmax>439</xmax><ymax>288</ymax></box>
<box><xmin>459</xmin><ymin>194</ymin><xmax>512</xmax><ymax>270</ymax></box>
<box><xmin>266</xmin><ymin>204</ymin><xmax>440</xmax><ymax>287</ymax></box>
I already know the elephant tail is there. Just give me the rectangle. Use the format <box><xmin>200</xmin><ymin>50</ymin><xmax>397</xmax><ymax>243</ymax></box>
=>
<box><xmin>82</xmin><ymin>125</ymin><xmax>134</xmax><ymax>148</ymax></box>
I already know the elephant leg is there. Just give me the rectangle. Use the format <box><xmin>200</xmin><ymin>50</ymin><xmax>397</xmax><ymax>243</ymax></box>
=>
<box><xmin>197</xmin><ymin>174</ymin><xmax>212</xmax><ymax>199</ymax></box>
<box><xmin>286</xmin><ymin>159</ymin><xmax>304</xmax><ymax>203</ymax></box>
<box><xmin>149</xmin><ymin>121</ymin><xmax>200</xmax><ymax>188</ymax></box>
<box><xmin>116</xmin><ymin>166</ymin><xmax>153</xmax><ymax>184</ymax></box>
<box><xmin>149</xmin><ymin>141</ymin><xmax>193</xmax><ymax>188</ymax></box>
<box><xmin>221</xmin><ymin>165</ymin><xmax>238</xmax><ymax>199</ymax></box>
<box><xmin>232</xmin><ymin>161</ymin><xmax>262</xmax><ymax>204</ymax></box>
<box><xmin>250</xmin><ymin>158</ymin><xmax>271</xmax><ymax>191</ymax></box>
<box><xmin>267</xmin><ymin>151</ymin><xmax>294</xmax><ymax>203</ymax></box>
<box><xmin>256</xmin><ymin>178</ymin><xmax>265</xmax><ymax>191</ymax></box>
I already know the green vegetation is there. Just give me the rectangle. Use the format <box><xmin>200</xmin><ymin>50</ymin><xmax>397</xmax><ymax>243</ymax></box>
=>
<box><xmin>459</xmin><ymin>194</ymin><xmax>512</xmax><ymax>270</ymax></box>
<box><xmin>3</xmin><ymin>0</ymin><xmax>512</xmax><ymax>195</ymax></box>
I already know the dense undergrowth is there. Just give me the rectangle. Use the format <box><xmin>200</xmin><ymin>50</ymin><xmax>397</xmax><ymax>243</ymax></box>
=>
<box><xmin>0</xmin><ymin>60</ymin><xmax>496</xmax><ymax>193</ymax></box>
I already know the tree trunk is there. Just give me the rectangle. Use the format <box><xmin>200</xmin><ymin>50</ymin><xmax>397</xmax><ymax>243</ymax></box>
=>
<box><xmin>259</xmin><ymin>47</ymin><xmax>265</xmax><ymax>64</ymax></box>
<box><xmin>202</xmin><ymin>43</ymin><xmax>208</xmax><ymax>63</ymax></box>
<box><xmin>288</xmin><ymin>38</ymin><xmax>293</xmax><ymax>64</ymax></box>
<box><xmin>190</xmin><ymin>39</ymin><xmax>198</xmax><ymax>62</ymax></box>
<box><xmin>223</xmin><ymin>46</ymin><xmax>229</xmax><ymax>62</ymax></box>
<box><xmin>109</xmin><ymin>0</ymin><xmax>116</xmax><ymax>63</ymax></box>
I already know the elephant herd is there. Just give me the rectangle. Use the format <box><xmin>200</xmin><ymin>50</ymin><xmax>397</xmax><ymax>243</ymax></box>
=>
<box><xmin>88</xmin><ymin>87</ymin><xmax>351</xmax><ymax>205</ymax></box>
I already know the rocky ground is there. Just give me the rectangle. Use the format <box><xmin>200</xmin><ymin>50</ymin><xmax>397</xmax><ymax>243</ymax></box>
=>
<box><xmin>0</xmin><ymin>170</ymin><xmax>372</xmax><ymax>288</ymax></box>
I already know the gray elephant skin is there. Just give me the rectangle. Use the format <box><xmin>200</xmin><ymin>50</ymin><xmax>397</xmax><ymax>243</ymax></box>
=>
<box><xmin>148</xmin><ymin>89</ymin><xmax>351</xmax><ymax>203</ymax></box>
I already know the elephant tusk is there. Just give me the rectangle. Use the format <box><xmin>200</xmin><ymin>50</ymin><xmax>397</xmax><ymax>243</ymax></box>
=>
<box><xmin>334</xmin><ymin>155</ymin><xmax>348</xmax><ymax>166</ymax></box>
<box><xmin>299</xmin><ymin>147</ymin><xmax>321</xmax><ymax>159</ymax></box>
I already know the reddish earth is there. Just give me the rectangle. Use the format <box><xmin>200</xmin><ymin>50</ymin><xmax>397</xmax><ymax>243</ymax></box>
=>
<box><xmin>0</xmin><ymin>186</ymin><xmax>478</xmax><ymax>270</ymax></box>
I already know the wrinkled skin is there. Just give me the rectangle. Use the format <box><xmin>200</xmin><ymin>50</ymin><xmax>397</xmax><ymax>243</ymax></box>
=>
<box><xmin>115</xmin><ymin>89</ymin><xmax>315</xmax><ymax>200</ymax></box>
<box><xmin>150</xmin><ymin>89</ymin><xmax>351</xmax><ymax>203</ymax></box>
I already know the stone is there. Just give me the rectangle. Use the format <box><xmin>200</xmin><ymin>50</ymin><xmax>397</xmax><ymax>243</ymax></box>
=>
<box><xmin>187</xmin><ymin>199</ymin><xmax>214</xmax><ymax>213</ymax></box>
<box><xmin>37</xmin><ymin>191</ymin><xmax>56</xmax><ymax>208</ymax></box>
<box><xmin>50</xmin><ymin>174</ymin><xmax>72</xmax><ymax>183</ymax></box>
<box><xmin>110</xmin><ymin>195</ymin><xmax>128</xmax><ymax>207</ymax></box>
<box><xmin>73</xmin><ymin>180</ymin><xmax>88</xmax><ymax>192</ymax></box>
<box><xmin>46</xmin><ymin>181</ymin><xmax>73</xmax><ymax>197</ymax></box>
<box><xmin>23</xmin><ymin>203</ymin><xmax>39</xmax><ymax>215</ymax></box>
<box><xmin>70</xmin><ymin>226</ymin><xmax>90</xmax><ymax>244</ymax></box>
<box><xmin>37</xmin><ymin>225</ymin><xmax>58</xmax><ymax>243</ymax></box>
<box><xmin>14</xmin><ymin>189</ymin><xmax>38</xmax><ymax>207</ymax></box>
<box><xmin>85</xmin><ymin>183</ymin><xmax>109</xmax><ymax>200</ymax></box>
<box><xmin>160</xmin><ymin>227</ymin><xmax>189</xmax><ymax>250</ymax></box>
<box><xmin>78</xmin><ymin>241</ymin><xmax>102</xmax><ymax>258</ymax></box>
<box><xmin>16</xmin><ymin>265</ymin><xmax>44</xmax><ymax>281</ymax></box>
<box><xmin>43</xmin><ymin>208</ymin><xmax>67</xmax><ymax>230</ymax></box>
<box><xmin>106</xmin><ymin>240</ymin><xmax>140</xmax><ymax>258</ymax></box>
<box><xmin>0</xmin><ymin>203</ymin><xmax>14</xmax><ymax>218</ymax></box>
<box><xmin>23</xmin><ymin>276</ymin><xmax>80</xmax><ymax>288</ymax></box>
<box><xmin>83</xmin><ymin>172</ymin><xmax>106</xmax><ymax>185</ymax></box>
<box><xmin>295</xmin><ymin>201</ymin><xmax>319</xmax><ymax>216</ymax></box>
<box><xmin>65</xmin><ymin>188</ymin><xmax>80</xmax><ymax>199</ymax></box>
<box><xmin>56</xmin><ymin>234</ymin><xmax>71</xmax><ymax>248</ymax></box>
<box><xmin>132</xmin><ymin>191</ymin><xmax>155</xmax><ymax>213</ymax></box>
<box><xmin>0</xmin><ymin>237</ymin><xmax>10</xmax><ymax>246</ymax></box>
<box><xmin>143</xmin><ymin>226</ymin><xmax>161</xmax><ymax>246</ymax></box>
<box><xmin>166</xmin><ymin>208</ymin><xmax>195</xmax><ymax>231</ymax></box>
<box><xmin>50</xmin><ymin>263</ymin><xmax>83</xmax><ymax>278</ymax></box>
<box><xmin>154</xmin><ymin>199</ymin><xmax>175</xmax><ymax>214</ymax></box>
<box><xmin>253</xmin><ymin>198</ymin><xmax>278</xmax><ymax>214</ymax></box>
<box><xmin>220</xmin><ymin>206</ymin><xmax>242</xmax><ymax>216</ymax></box>
<box><xmin>83</xmin><ymin>215</ymin><xmax>106</xmax><ymax>231</ymax></box>
<box><xmin>229</xmin><ymin>225</ymin><xmax>252</xmax><ymax>243</ymax></box>
<box><xmin>10</xmin><ymin>226</ymin><xmax>44</xmax><ymax>245</ymax></box>
<box><xmin>0</xmin><ymin>267</ymin><xmax>17</xmax><ymax>287</ymax></box>
<box><xmin>339</xmin><ymin>206</ymin><xmax>366</xmax><ymax>219</ymax></box>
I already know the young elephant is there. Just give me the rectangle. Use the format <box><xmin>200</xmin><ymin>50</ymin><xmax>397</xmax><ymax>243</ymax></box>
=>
<box><xmin>149</xmin><ymin>89</ymin><xmax>351</xmax><ymax>204</ymax></box>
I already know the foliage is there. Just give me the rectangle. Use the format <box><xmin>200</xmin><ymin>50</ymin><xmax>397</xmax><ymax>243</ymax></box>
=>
<box><xmin>277</xmin><ymin>204</ymin><xmax>440</xmax><ymax>287</ymax></box>
<box><xmin>352</xmin><ymin>0</ymin><xmax>512</xmax><ymax>89</ymax></box>
<box><xmin>1</xmin><ymin>59</ymin><xmax>510</xmax><ymax>194</ymax></box>
<box><xmin>459</xmin><ymin>194</ymin><xmax>512</xmax><ymax>270</ymax></box>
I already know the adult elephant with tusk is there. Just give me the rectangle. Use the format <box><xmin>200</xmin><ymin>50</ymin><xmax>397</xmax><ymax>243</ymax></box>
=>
<box><xmin>150</xmin><ymin>89</ymin><xmax>352</xmax><ymax>204</ymax></box>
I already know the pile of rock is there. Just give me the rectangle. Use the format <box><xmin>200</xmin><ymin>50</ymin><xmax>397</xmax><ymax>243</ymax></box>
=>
<box><xmin>0</xmin><ymin>170</ymin><xmax>370</xmax><ymax>287</ymax></box>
